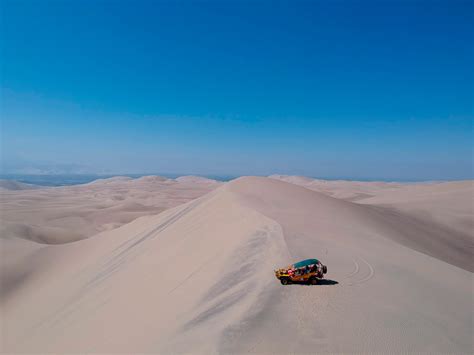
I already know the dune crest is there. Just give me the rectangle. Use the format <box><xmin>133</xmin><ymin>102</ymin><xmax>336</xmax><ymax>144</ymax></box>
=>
<box><xmin>2</xmin><ymin>177</ymin><xmax>472</xmax><ymax>353</ymax></box>
<box><xmin>175</xmin><ymin>175</ymin><xmax>220</xmax><ymax>184</ymax></box>
<box><xmin>2</xmin><ymin>181</ymin><xmax>289</xmax><ymax>353</ymax></box>
<box><xmin>0</xmin><ymin>179</ymin><xmax>43</xmax><ymax>190</ymax></box>
<box><xmin>0</xmin><ymin>176</ymin><xmax>221</xmax><ymax>244</ymax></box>
<box><xmin>270</xmin><ymin>175</ymin><xmax>474</xmax><ymax>243</ymax></box>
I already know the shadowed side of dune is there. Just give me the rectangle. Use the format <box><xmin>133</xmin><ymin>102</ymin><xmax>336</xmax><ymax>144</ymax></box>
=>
<box><xmin>2</xmin><ymin>177</ymin><xmax>472</xmax><ymax>354</ymax></box>
<box><xmin>228</xmin><ymin>176</ymin><xmax>473</xmax><ymax>272</ymax></box>
<box><xmin>2</xmin><ymin>183</ymin><xmax>290</xmax><ymax>353</ymax></box>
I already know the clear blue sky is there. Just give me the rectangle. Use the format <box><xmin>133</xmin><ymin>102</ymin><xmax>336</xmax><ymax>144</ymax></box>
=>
<box><xmin>1</xmin><ymin>0</ymin><xmax>473</xmax><ymax>180</ymax></box>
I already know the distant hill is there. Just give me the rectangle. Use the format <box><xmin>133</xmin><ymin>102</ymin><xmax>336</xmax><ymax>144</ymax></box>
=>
<box><xmin>0</xmin><ymin>179</ymin><xmax>43</xmax><ymax>191</ymax></box>
<box><xmin>175</xmin><ymin>175</ymin><xmax>220</xmax><ymax>184</ymax></box>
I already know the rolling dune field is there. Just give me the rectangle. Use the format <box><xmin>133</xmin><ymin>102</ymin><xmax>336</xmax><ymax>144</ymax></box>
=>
<box><xmin>1</xmin><ymin>176</ymin><xmax>472</xmax><ymax>353</ymax></box>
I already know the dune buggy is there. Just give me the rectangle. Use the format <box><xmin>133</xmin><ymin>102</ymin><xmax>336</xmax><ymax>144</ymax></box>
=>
<box><xmin>275</xmin><ymin>258</ymin><xmax>327</xmax><ymax>285</ymax></box>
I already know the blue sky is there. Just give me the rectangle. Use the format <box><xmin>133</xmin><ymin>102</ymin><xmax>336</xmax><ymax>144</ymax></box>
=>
<box><xmin>1</xmin><ymin>0</ymin><xmax>473</xmax><ymax>180</ymax></box>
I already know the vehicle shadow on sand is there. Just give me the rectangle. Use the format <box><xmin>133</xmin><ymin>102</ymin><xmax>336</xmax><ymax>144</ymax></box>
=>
<box><xmin>289</xmin><ymin>279</ymin><xmax>339</xmax><ymax>286</ymax></box>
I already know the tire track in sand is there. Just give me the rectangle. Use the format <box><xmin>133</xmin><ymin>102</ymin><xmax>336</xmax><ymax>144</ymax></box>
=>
<box><xmin>345</xmin><ymin>258</ymin><xmax>360</xmax><ymax>279</ymax></box>
<box><xmin>347</xmin><ymin>256</ymin><xmax>375</xmax><ymax>286</ymax></box>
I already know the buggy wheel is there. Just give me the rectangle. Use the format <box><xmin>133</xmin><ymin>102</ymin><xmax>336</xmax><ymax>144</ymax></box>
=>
<box><xmin>309</xmin><ymin>277</ymin><xmax>318</xmax><ymax>285</ymax></box>
<box><xmin>280</xmin><ymin>278</ymin><xmax>290</xmax><ymax>285</ymax></box>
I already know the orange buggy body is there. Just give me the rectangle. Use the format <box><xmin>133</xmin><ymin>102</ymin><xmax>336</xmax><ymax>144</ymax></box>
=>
<box><xmin>275</xmin><ymin>258</ymin><xmax>327</xmax><ymax>285</ymax></box>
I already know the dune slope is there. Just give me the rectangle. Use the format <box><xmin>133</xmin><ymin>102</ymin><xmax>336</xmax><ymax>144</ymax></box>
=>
<box><xmin>0</xmin><ymin>175</ymin><xmax>221</xmax><ymax>244</ymax></box>
<box><xmin>1</xmin><ymin>177</ymin><xmax>472</xmax><ymax>353</ymax></box>
<box><xmin>0</xmin><ymin>180</ymin><xmax>42</xmax><ymax>191</ymax></box>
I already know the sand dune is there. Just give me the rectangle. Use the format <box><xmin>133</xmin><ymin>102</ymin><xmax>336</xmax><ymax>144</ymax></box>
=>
<box><xmin>0</xmin><ymin>175</ymin><xmax>221</xmax><ymax>244</ymax></box>
<box><xmin>0</xmin><ymin>179</ymin><xmax>43</xmax><ymax>191</ymax></box>
<box><xmin>2</xmin><ymin>176</ymin><xmax>472</xmax><ymax>353</ymax></box>
<box><xmin>271</xmin><ymin>175</ymin><xmax>473</xmax><ymax>268</ymax></box>
<box><xmin>175</xmin><ymin>175</ymin><xmax>220</xmax><ymax>184</ymax></box>
<box><xmin>357</xmin><ymin>180</ymin><xmax>474</xmax><ymax>235</ymax></box>
<box><xmin>269</xmin><ymin>174</ymin><xmax>405</xmax><ymax>201</ymax></box>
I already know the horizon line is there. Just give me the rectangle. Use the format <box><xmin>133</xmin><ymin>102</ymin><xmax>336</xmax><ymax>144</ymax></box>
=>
<box><xmin>1</xmin><ymin>172</ymin><xmax>472</xmax><ymax>184</ymax></box>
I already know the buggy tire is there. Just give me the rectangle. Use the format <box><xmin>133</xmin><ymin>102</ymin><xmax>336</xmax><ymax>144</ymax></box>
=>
<box><xmin>309</xmin><ymin>277</ymin><xmax>318</xmax><ymax>285</ymax></box>
<box><xmin>280</xmin><ymin>278</ymin><xmax>290</xmax><ymax>285</ymax></box>
<box><xmin>322</xmin><ymin>265</ymin><xmax>327</xmax><ymax>274</ymax></box>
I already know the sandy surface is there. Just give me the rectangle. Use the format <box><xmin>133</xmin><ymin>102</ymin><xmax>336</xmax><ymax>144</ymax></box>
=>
<box><xmin>271</xmin><ymin>175</ymin><xmax>473</xmax><ymax>271</ymax></box>
<box><xmin>0</xmin><ymin>180</ymin><xmax>41</xmax><ymax>191</ymax></box>
<box><xmin>1</xmin><ymin>176</ymin><xmax>473</xmax><ymax>353</ymax></box>
<box><xmin>0</xmin><ymin>175</ymin><xmax>221</xmax><ymax>244</ymax></box>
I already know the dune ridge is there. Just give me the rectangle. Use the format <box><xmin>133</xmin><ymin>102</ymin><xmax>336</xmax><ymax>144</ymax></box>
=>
<box><xmin>2</xmin><ymin>176</ymin><xmax>472</xmax><ymax>353</ymax></box>
<box><xmin>0</xmin><ymin>175</ymin><xmax>221</xmax><ymax>244</ymax></box>
<box><xmin>270</xmin><ymin>175</ymin><xmax>473</xmax><ymax>269</ymax></box>
<box><xmin>0</xmin><ymin>179</ymin><xmax>43</xmax><ymax>191</ymax></box>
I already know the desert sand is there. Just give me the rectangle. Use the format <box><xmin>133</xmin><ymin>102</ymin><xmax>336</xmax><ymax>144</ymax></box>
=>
<box><xmin>0</xmin><ymin>180</ymin><xmax>42</xmax><ymax>191</ymax></box>
<box><xmin>0</xmin><ymin>175</ymin><xmax>221</xmax><ymax>244</ymax></box>
<box><xmin>1</xmin><ymin>176</ymin><xmax>473</xmax><ymax>353</ymax></box>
